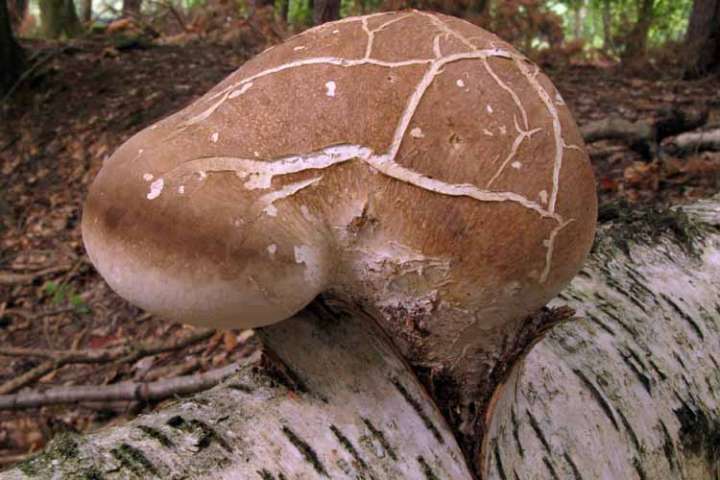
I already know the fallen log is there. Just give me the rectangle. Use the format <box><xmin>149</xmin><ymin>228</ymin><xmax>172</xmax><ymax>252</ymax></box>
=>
<box><xmin>1</xmin><ymin>196</ymin><xmax>719</xmax><ymax>479</ymax></box>
<box><xmin>662</xmin><ymin>127</ymin><xmax>720</xmax><ymax>156</ymax></box>
<box><xmin>580</xmin><ymin>107</ymin><xmax>709</xmax><ymax>158</ymax></box>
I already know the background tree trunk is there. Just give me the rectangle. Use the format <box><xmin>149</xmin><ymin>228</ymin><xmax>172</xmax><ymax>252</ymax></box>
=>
<box><xmin>2</xmin><ymin>197</ymin><xmax>720</xmax><ymax>479</ymax></box>
<box><xmin>684</xmin><ymin>0</ymin><xmax>720</xmax><ymax>78</ymax></box>
<box><xmin>312</xmin><ymin>0</ymin><xmax>339</xmax><ymax>25</ymax></box>
<box><xmin>622</xmin><ymin>0</ymin><xmax>655</xmax><ymax>60</ymax></box>
<box><xmin>121</xmin><ymin>0</ymin><xmax>140</xmax><ymax>17</ymax></box>
<box><xmin>38</xmin><ymin>0</ymin><xmax>83</xmax><ymax>38</ymax></box>
<box><xmin>0</xmin><ymin>0</ymin><xmax>23</xmax><ymax>94</ymax></box>
<box><xmin>602</xmin><ymin>0</ymin><xmax>615</xmax><ymax>53</ymax></box>
<box><xmin>80</xmin><ymin>0</ymin><xmax>91</xmax><ymax>23</ymax></box>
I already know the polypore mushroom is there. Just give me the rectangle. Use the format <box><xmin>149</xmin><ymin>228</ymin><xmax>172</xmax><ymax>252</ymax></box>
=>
<box><xmin>82</xmin><ymin>9</ymin><xmax>596</xmax><ymax>459</ymax></box>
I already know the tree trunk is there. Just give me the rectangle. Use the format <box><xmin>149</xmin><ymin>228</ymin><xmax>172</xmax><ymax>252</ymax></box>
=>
<box><xmin>121</xmin><ymin>0</ymin><xmax>140</xmax><ymax>17</ymax></box>
<box><xmin>602</xmin><ymin>0</ymin><xmax>614</xmax><ymax>53</ymax></box>
<box><xmin>38</xmin><ymin>0</ymin><xmax>83</xmax><ymax>38</ymax></box>
<box><xmin>312</xmin><ymin>0</ymin><xmax>339</xmax><ymax>25</ymax></box>
<box><xmin>80</xmin><ymin>0</ymin><xmax>91</xmax><ymax>23</ymax></box>
<box><xmin>483</xmin><ymin>198</ymin><xmax>720</xmax><ymax>478</ymax></box>
<box><xmin>622</xmin><ymin>0</ymin><xmax>655</xmax><ymax>60</ymax></box>
<box><xmin>684</xmin><ymin>0</ymin><xmax>720</xmax><ymax>78</ymax></box>
<box><xmin>2</xmin><ymin>197</ymin><xmax>720</xmax><ymax>479</ymax></box>
<box><xmin>0</xmin><ymin>0</ymin><xmax>23</xmax><ymax>94</ymax></box>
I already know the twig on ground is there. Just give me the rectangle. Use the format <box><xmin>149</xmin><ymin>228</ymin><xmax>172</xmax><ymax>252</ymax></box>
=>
<box><xmin>0</xmin><ymin>266</ymin><xmax>72</xmax><ymax>286</ymax></box>
<box><xmin>0</xmin><ymin>328</ymin><xmax>215</xmax><ymax>394</ymax></box>
<box><xmin>0</xmin><ymin>361</ymin><xmax>246</xmax><ymax>410</ymax></box>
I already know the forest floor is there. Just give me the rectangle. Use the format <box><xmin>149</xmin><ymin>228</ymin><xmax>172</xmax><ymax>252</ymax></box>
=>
<box><xmin>1</xmin><ymin>26</ymin><xmax>719</xmax><ymax>467</ymax></box>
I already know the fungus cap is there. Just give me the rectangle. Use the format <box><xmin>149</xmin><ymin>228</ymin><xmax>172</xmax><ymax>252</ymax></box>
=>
<box><xmin>82</xmin><ymin>10</ymin><xmax>597</xmax><ymax>331</ymax></box>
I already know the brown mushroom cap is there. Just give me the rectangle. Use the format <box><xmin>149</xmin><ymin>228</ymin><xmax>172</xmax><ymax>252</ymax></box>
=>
<box><xmin>82</xmin><ymin>11</ymin><xmax>596</xmax><ymax>334</ymax></box>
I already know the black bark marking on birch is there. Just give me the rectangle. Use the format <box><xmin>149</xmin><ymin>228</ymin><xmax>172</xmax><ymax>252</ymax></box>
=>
<box><xmin>673</xmin><ymin>351</ymin><xmax>688</xmax><ymax>370</ymax></box>
<box><xmin>659</xmin><ymin>420</ymin><xmax>678</xmax><ymax>472</ymax></box>
<box><xmin>660</xmin><ymin>293</ymin><xmax>705</xmax><ymax>339</ymax></box>
<box><xmin>619</xmin><ymin>348</ymin><xmax>652</xmax><ymax>395</ymax></box>
<box><xmin>510</xmin><ymin>407</ymin><xmax>524</xmax><ymax>458</ymax></box>
<box><xmin>136</xmin><ymin>425</ymin><xmax>174</xmax><ymax>449</ymax></box>
<box><xmin>492</xmin><ymin>440</ymin><xmax>508</xmax><ymax>480</ymax></box>
<box><xmin>647</xmin><ymin>356</ymin><xmax>668</xmax><ymax>381</ymax></box>
<box><xmin>228</xmin><ymin>383</ymin><xmax>254</xmax><ymax>393</ymax></box>
<box><xmin>578</xmin><ymin>268</ymin><xmax>593</xmax><ymax>279</ymax></box>
<box><xmin>361</xmin><ymin>417</ymin><xmax>397</xmax><ymax>461</ymax></box>
<box><xmin>526</xmin><ymin>409</ymin><xmax>551</xmax><ymax>453</ymax></box>
<box><xmin>260</xmin><ymin>350</ymin><xmax>310</xmax><ymax>395</ymax></box>
<box><xmin>563</xmin><ymin>452</ymin><xmax>583</xmax><ymax>480</ymax></box>
<box><xmin>615</xmin><ymin>407</ymin><xmax>641</xmax><ymax>451</ymax></box>
<box><xmin>258</xmin><ymin>469</ymin><xmax>276</xmax><ymax>480</ymax></box>
<box><xmin>542</xmin><ymin>456</ymin><xmax>560</xmax><ymax>480</ymax></box>
<box><xmin>110</xmin><ymin>443</ymin><xmax>160</xmax><ymax>477</ymax></box>
<box><xmin>281</xmin><ymin>426</ymin><xmax>329</xmax><ymax>476</ymax></box>
<box><xmin>417</xmin><ymin>455</ymin><xmax>440</xmax><ymax>480</ymax></box>
<box><xmin>599</xmin><ymin>305</ymin><xmax>637</xmax><ymax>337</ymax></box>
<box><xmin>633</xmin><ymin>457</ymin><xmax>648</xmax><ymax>480</ymax></box>
<box><xmin>587</xmin><ymin>312</ymin><xmax>616</xmax><ymax>336</ymax></box>
<box><xmin>391</xmin><ymin>378</ymin><xmax>443</xmax><ymax>443</ymax></box>
<box><xmin>571</xmin><ymin>369</ymin><xmax>620</xmax><ymax>431</ymax></box>
<box><xmin>709</xmin><ymin>354</ymin><xmax>720</xmax><ymax>371</ymax></box>
<box><xmin>330</xmin><ymin>424</ymin><xmax>369</xmax><ymax>470</ymax></box>
<box><xmin>674</xmin><ymin>401</ymin><xmax>720</xmax><ymax>464</ymax></box>
<box><xmin>165</xmin><ymin>416</ymin><xmax>232</xmax><ymax>452</ymax></box>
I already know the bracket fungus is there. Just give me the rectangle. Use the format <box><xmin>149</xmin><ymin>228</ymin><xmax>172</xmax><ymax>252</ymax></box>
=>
<box><xmin>82</xmin><ymin>9</ymin><xmax>596</xmax><ymax>461</ymax></box>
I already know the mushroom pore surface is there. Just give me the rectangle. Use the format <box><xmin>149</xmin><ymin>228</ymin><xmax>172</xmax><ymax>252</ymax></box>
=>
<box><xmin>82</xmin><ymin>11</ymin><xmax>597</xmax><ymax>342</ymax></box>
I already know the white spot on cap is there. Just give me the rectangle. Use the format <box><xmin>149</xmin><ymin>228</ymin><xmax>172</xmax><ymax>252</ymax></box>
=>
<box><xmin>142</xmin><ymin>173</ymin><xmax>154</xmax><ymax>181</ymax></box>
<box><xmin>410</xmin><ymin>127</ymin><xmax>425</xmax><ymax>138</ymax></box>
<box><xmin>293</xmin><ymin>45</ymin><xmax>306</xmax><ymax>51</ymax></box>
<box><xmin>325</xmin><ymin>81</ymin><xmax>336</xmax><ymax>97</ymax></box>
<box><xmin>178</xmin><ymin>185</ymin><xmax>185</xmax><ymax>194</ymax></box>
<box><xmin>294</xmin><ymin>245</ymin><xmax>322</xmax><ymax>283</ymax></box>
<box><xmin>210</xmin><ymin>132</ymin><xmax>219</xmax><ymax>143</ymax></box>
<box><xmin>483</xmin><ymin>129</ymin><xmax>494</xmax><ymax>136</ymax></box>
<box><xmin>138</xmin><ymin>149</ymin><xmax>144</xmax><ymax>155</ymax></box>
<box><xmin>264</xmin><ymin>204</ymin><xmax>278</xmax><ymax>217</ymax></box>
<box><xmin>456</xmin><ymin>79</ymin><xmax>465</xmax><ymax>88</ymax></box>
<box><xmin>486</xmin><ymin>104</ymin><xmax>493</xmax><ymax>114</ymax></box>
<box><xmin>147</xmin><ymin>178</ymin><xmax>164</xmax><ymax>200</ymax></box>
<box><xmin>254</xmin><ymin>151</ymin><xmax>260</xmax><ymax>158</ymax></box>
<box><xmin>229</xmin><ymin>82</ymin><xmax>253</xmax><ymax>99</ymax></box>
<box><xmin>300</xmin><ymin>205</ymin><xmax>313</xmax><ymax>221</ymax></box>
<box><xmin>539</xmin><ymin>190</ymin><xmax>548</xmax><ymax>204</ymax></box>
<box><xmin>499</xmin><ymin>125</ymin><xmax>507</xmax><ymax>135</ymax></box>
<box><xmin>267</xmin><ymin>244</ymin><xmax>277</xmax><ymax>257</ymax></box>
<box><xmin>332</xmin><ymin>29</ymin><xmax>339</xmax><ymax>34</ymax></box>
<box><xmin>511</xmin><ymin>161</ymin><xmax>522</xmax><ymax>169</ymax></box>
<box><xmin>197</xmin><ymin>171</ymin><xmax>207</xmax><ymax>180</ymax></box>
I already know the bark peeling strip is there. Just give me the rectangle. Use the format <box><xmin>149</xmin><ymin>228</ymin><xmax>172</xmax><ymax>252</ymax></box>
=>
<box><xmin>330</xmin><ymin>424</ymin><xmax>369</xmax><ymax>470</ymax></box>
<box><xmin>390</xmin><ymin>378</ymin><xmax>443</xmax><ymax>443</ymax></box>
<box><xmin>281</xmin><ymin>426</ymin><xmax>328</xmax><ymax>476</ymax></box>
<box><xmin>658</xmin><ymin>420</ymin><xmax>678</xmax><ymax>471</ymax></box>
<box><xmin>571</xmin><ymin>369</ymin><xmax>620</xmax><ymax>431</ymax></box>
<box><xmin>417</xmin><ymin>455</ymin><xmax>440</xmax><ymax>480</ymax></box>
<box><xmin>136</xmin><ymin>425</ymin><xmax>174</xmax><ymax>449</ymax></box>
<box><xmin>586</xmin><ymin>312</ymin><xmax>616</xmax><ymax>336</ymax></box>
<box><xmin>109</xmin><ymin>443</ymin><xmax>160</xmax><ymax>477</ymax></box>
<box><xmin>361</xmin><ymin>417</ymin><xmax>397</xmax><ymax>461</ymax></box>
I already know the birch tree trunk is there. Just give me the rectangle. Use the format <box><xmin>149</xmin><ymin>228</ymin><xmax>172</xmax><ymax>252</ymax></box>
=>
<box><xmin>2</xmin><ymin>197</ymin><xmax>720</xmax><ymax>479</ymax></box>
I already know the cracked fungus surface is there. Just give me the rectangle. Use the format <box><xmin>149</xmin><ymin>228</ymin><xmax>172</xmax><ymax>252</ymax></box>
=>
<box><xmin>83</xmin><ymin>10</ymin><xmax>597</xmax><ymax>328</ymax></box>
